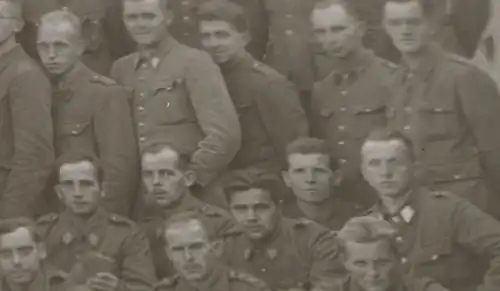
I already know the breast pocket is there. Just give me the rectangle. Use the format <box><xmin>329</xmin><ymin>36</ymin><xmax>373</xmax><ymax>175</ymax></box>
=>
<box><xmin>418</xmin><ymin>102</ymin><xmax>458</xmax><ymax>140</ymax></box>
<box><xmin>149</xmin><ymin>78</ymin><xmax>191</xmax><ymax>125</ymax></box>
<box><xmin>350</xmin><ymin>104</ymin><xmax>386</xmax><ymax>139</ymax></box>
<box><xmin>413</xmin><ymin>238</ymin><xmax>457</xmax><ymax>284</ymax></box>
<box><xmin>58</xmin><ymin>121</ymin><xmax>92</xmax><ymax>138</ymax></box>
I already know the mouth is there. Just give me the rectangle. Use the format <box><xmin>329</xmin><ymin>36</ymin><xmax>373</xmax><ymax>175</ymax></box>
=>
<box><xmin>183</xmin><ymin>264</ymin><xmax>202</xmax><ymax>273</ymax></box>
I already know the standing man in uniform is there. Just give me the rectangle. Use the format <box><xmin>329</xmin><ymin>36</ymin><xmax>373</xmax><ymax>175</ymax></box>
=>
<box><xmin>282</xmin><ymin>137</ymin><xmax>363</xmax><ymax>230</ymax></box>
<box><xmin>36</xmin><ymin>152</ymin><xmax>156</xmax><ymax>291</ymax></box>
<box><xmin>154</xmin><ymin>211</ymin><xmax>270</xmax><ymax>291</ymax></box>
<box><xmin>221</xmin><ymin>170</ymin><xmax>343</xmax><ymax>291</ymax></box>
<box><xmin>310</xmin><ymin>0</ymin><xmax>395</xmax><ymax>208</ymax></box>
<box><xmin>139</xmin><ymin>143</ymin><xmax>236</xmax><ymax>278</ymax></box>
<box><xmin>197</xmin><ymin>0</ymin><xmax>308</xmax><ymax>192</ymax></box>
<box><xmin>20</xmin><ymin>0</ymin><xmax>135</xmax><ymax>75</ymax></box>
<box><xmin>112</xmin><ymin>0</ymin><xmax>241</xmax><ymax>209</ymax></box>
<box><xmin>361</xmin><ymin>128</ymin><xmax>500</xmax><ymax>291</ymax></box>
<box><xmin>383</xmin><ymin>0</ymin><xmax>500</xmax><ymax>218</ymax></box>
<box><xmin>0</xmin><ymin>0</ymin><xmax>54</xmax><ymax>218</ymax></box>
<box><xmin>37</xmin><ymin>10</ymin><xmax>138</xmax><ymax>216</ymax></box>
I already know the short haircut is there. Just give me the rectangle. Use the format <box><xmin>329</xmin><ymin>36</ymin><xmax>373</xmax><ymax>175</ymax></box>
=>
<box><xmin>362</xmin><ymin>128</ymin><xmax>414</xmax><ymax>161</ymax></box>
<box><xmin>197</xmin><ymin>0</ymin><xmax>249</xmax><ymax>33</ymax></box>
<box><xmin>162</xmin><ymin>211</ymin><xmax>215</xmax><ymax>244</ymax></box>
<box><xmin>224</xmin><ymin>169</ymin><xmax>282</xmax><ymax>205</ymax></box>
<box><xmin>122</xmin><ymin>0</ymin><xmax>172</xmax><ymax>10</ymax></box>
<box><xmin>140</xmin><ymin>142</ymin><xmax>191</xmax><ymax>171</ymax></box>
<box><xmin>313</xmin><ymin>0</ymin><xmax>364</xmax><ymax>22</ymax></box>
<box><xmin>0</xmin><ymin>218</ymin><xmax>41</xmax><ymax>244</ymax></box>
<box><xmin>39</xmin><ymin>9</ymin><xmax>82</xmax><ymax>40</ymax></box>
<box><xmin>383</xmin><ymin>0</ymin><xmax>433</xmax><ymax>18</ymax></box>
<box><xmin>55</xmin><ymin>151</ymin><xmax>104</xmax><ymax>184</ymax></box>
<box><xmin>0</xmin><ymin>0</ymin><xmax>22</xmax><ymax>19</ymax></box>
<box><xmin>285</xmin><ymin>137</ymin><xmax>337</xmax><ymax>171</ymax></box>
<box><xmin>336</xmin><ymin>216</ymin><xmax>398</xmax><ymax>256</ymax></box>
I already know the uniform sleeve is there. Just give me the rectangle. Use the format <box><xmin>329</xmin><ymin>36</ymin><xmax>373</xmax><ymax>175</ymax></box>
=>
<box><xmin>184</xmin><ymin>52</ymin><xmax>241</xmax><ymax>186</ymax></box>
<box><xmin>254</xmin><ymin>79</ymin><xmax>309</xmax><ymax>167</ymax></box>
<box><xmin>94</xmin><ymin>86</ymin><xmax>139</xmax><ymax>216</ymax></box>
<box><xmin>120</xmin><ymin>227</ymin><xmax>157</xmax><ymax>291</ymax></box>
<box><xmin>456</xmin><ymin>66</ymin><xmax>500</xmax><ymax>196</ymax></box>
<box><xmin>1</xmin><ymin>68</ymin><xmax>54</xmax><ymax>218</ymax></box>
<box><xmin>453</xmin><ymin>200</ymin><xmax>500</xmax><ymax>291</ymax></box>
<box><xmin>309</xmin><ymin>229</ymin><xmax>345</xmax><ymax>290</ymax></box>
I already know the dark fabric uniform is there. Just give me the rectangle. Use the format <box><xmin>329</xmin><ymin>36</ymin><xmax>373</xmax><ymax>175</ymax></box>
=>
<box><xmin>0</xmin><ymin>266</ymin><xmax>68</xmax><ymax>291</ymax></box>
<box><xmin>0</xmin><ymin>44</ymin><xmax>54</xmax><ymax>218</ymax></box>
<box><xmin>36</xmin><ymin>208</ymin><xmax>157</xmax><ymax>291</ymax></box>
<box><xmin>387</xmin><ymin>45</ymin><xmax>500</xmax><ymax>218</ymax></box>
<box><xmin>366</xmin><ymin>188</ymin><xmax>500</xmax><ymax>291</ymax></box>
<box><xmin>334</xmin><ymin>276</ymin><xmax>449</xmax><ymax>291</ymax></box>
<box><xmin>111</xmin><ymin>36</ymin><xmax>241</xmax><ymax>208</ymax></box>
<box><xmin>139</xmin><ymin>193</ymin><xmax>237</xmax><ymax>278</ymax></box>
<box><xmin>169</xmin><ymin>0</ymin><xmax>268</xmax><ymax>60</ymax></box>
<box><xmin>20</xmin><ymin>0</ymin><xmax>135</xmax><ymax>76</ymax></box>
<box><xmin>221</xmin><ymin>217</ymin><xmax>342</xmax><ymax>291</ymax></box>
<box><xmin>311</xmin><ymin>50</ymin><xmax>395</xmax><ymax>207</ymax></box>
<box><xmin>219</xmin><ymin>52</ymin><xmax>308</xmax><ymax>173</ymax></box>
<box><xmin>155</xmin><ymin>264</ymin><xmax>270</xmax><ymax>291</ymax></box>
<box><xmin>52</xmin><ymin>62</ymin><xmax>138</xmax><ymax>216</ymax></box>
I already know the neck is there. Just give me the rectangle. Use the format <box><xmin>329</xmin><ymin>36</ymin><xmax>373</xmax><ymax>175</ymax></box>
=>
<box><xmin>402</xmin><ymin>46</ymin><xmax>427</xmax><ymax>71</ymax></box>
<box><xmin>296</xmin><ymin>196</ymin><xmax>334</xmax><ymax>223</ymax></box>
<box><xmin>333</xmin><ymin>48</ymin><xmax>364</xmax><ymax>72</ymax></box>
<box><xmin>380</xmin><ymin>190</ymin><xmax>411</xmax><ymax>215</ymax></box>
<box><xmin>220</xmin><ymin>49</ymin><xmax>247</xmax><ymax>70</ymax></box>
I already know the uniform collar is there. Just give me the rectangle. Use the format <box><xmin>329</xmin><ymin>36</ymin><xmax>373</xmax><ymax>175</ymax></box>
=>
<box><xmin>243</xmin><ymin>218</ymin><xmax>284</xmax><ymax>261</ymax></box>
<box><xmin>135</xmin><ymin>35</ymin><xmax>178</xmax><ymax>70</ymax></box>
<box><xmin>328</xmin><ymin>49</ymin><xmax>374</xmax><ymax>85</ymax></box>
<box><xmin>219</xmin><ymin>51</ymin><xmax>255</xmax><ymax>73</ymax></box>
<box><xmin>1</xmin><ymin>264</ymin><xmax>64</xmax><ymax>291</ymax></box>
<box><xmin>177</xmin><ymin>262</ymin><xmax>229</xmax><ymax>291</ymax></box>
<box><xmin>55</xmin><ymin>61</ymin><xmax>88</xmax><ymax>91</ymax></box>
<box><xmin>59</xmin><ymin>207</ymin><xmax>108</xmax><ymax>245</ymax></box>
<box><xmin>369</xmin><ymin>187</ymin><xmax>422</xmax><ymax>225</ymax></box>
<box><xmin>399</xmin><ymin>44</ymin><xmax>443</xmax><ymax>82</ymax></box>
<box><xmin>348</xmin><ymin>276</ymin><xmax>406</xmax><ymax>291</ymax></box>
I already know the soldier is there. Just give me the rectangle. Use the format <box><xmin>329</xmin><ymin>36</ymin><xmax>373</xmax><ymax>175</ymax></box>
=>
<box><xmin>20</xmin><ymin>0</ymin><xmax>135</xmax><ymax>75</ymax></box>
<box><xmin>36</xmin><ymin>152</ymin><xmax>156</xmax><ymax>291</ymax></box>
<box><xmin>361</xmin><ymin>128</ymin><xmax>500</xmax><ymax>291</ymax></box>
<box><xmin>0</xmin><ymin>218</ymin><xmax>68</xmax><ymax>291</ymax></box>
<box><xmin>0</xmin><ymin>0</ymin><xmax>54</xmax><ymax>218</ymax></box>
<box><xmin>197</xmin><ymin>0</ymin><xmax>308</xmax><ymax>189</ymax></box>
<box><xmin>335</xmin><ymin>216</ymin><xmax>448</xmax><ymax>291</ymax></box>
<box><xmin>140</xmin><ymin>143</ymin><xmax>237</xmax><ymax>278</ymax></box>
<box><xmin>36</xmin><ymin>10</ymin><xmax>138</xmax><ymax>217</ymax></box>
<box><xmin>382</xmin><ymin>0</ymin><xmax>500</xmax><ymax>218</ymax></box>
<box><xmin>154</xmin><ymin>211</ymin><xmax>270</xmax><ymax>291</ymax></box>
<box><xmin>221</xmin><ymin>169</ymin><xmax>344</xmax><ymax>290</ymax></box>
<box><xmin>111</xmin><ymin>0</ymin><xmax>241</xmax><ymax>209</ymax></box>
<box><xmin>311</xmin><ymin>0</ymin><xmax>395</xmax><ymax>208</ymax></box>
<box><xmin>282</xmin><ymin>138</ymin><xmax>363</xmax><ymax>230</ymax></box>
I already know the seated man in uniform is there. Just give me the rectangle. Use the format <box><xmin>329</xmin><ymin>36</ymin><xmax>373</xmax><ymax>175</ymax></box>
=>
<box><xmin>282</xmin><ymin>137</ymin><xmax>363</xmax><ymax>230</ymax></box>
<box><xmin>36</xmin><ymin>152</ymin><xmax>156</xmax><ymax>291</ymax></box>
<box><xmin>139</xmin><ymin>143</ymin><xmax>237</xmax><ymax>278</ymax></box>
<box><xmin>336</xmin><ymin>216</ymin><xmax>448</xmax><ymax>291</ymax></box>
<box><xmin>154</xmin><ymin>211</ymin><xmax>269</xmax><ymax>291</ymax></box>
<box><xmin>0</xmin><ymin>218</ymin><xmax>68</xmax><ymax>291</ymax></box>
<box><xmin>221</xmin><ymin>169</ymin><xmax>344</xmax><ymax>290</ymax></box>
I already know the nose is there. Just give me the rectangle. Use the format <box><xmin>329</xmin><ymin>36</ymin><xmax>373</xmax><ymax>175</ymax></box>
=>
<box><xmin>72</xmin><ymin>184</ymin><xmax>83</xmax><ymax>197</ymax></box>
<box><xmin>246</xmin><ymin>208</ymin><xmax>257</xmax><ymax>221</ymax></box>
<box><xmin>366</xmin><ymin>263</ymin><xmax>379</xmax><ymax>279</ymax></box>
<box><xmin>48</xmin><ymin>46</ymin><xmax>56</xmax><ymax>60</ymax></box>
<box><xmin>183</xmin><ymin>249</ymin><xmax>194</xmax><ymax>262</ymax></box>
<box><xmin>12</xmin><ymin>251</ymin><xmax>21</xmax><ymax>265</ymax></box>
<box><xmin>380</xmin><ymin>163</ymin><xmax>392</xmax><ymax>178</ymax></box>
<box><xmin>305</xmin><ymin>169</ymin><xmax>315</xmax><ymax>183</ymax></box>
<box><xmin>152</xmin><ymin>172</ymin><xmax>161</xmax><ymax>186</ymax></box>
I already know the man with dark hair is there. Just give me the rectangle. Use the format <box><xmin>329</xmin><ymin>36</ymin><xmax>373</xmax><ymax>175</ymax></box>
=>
<box><xmin>154</xmin><ymin>211</ymin><xmax>270</xmax><ymax>291</ymax></box>
<box><xmin>383</xmin><ymin>0</ymin><xmax>500</xmax><ymax>218</ymax></box>
<box><xmin>0</xmin><ymin>218</ymin><xmax>69</xmax><ymax>291</ymax></box>
<box><xmin>197</xmin><ymin>0</ymin><xmax>308</xmax><ymax>191</ymax></box>
<box><xmin>112</xmin><ymin>0</ymin><xmax>241</xmax><ymax>209</ymax></box>
<box><xmin>36</xmin><ymin>152</ymin><xmax>156</xmax><ymax>291</ymax></box>
<box><xmin>335</xmin><ymin>216</ymin><xmax>448</xmax><ymax>291</ymax></box>
<box><xmin>361</xmin><ymin>128</ymin><xmax>500</xmax><ymax>291</ymax></box>
<box><xmin>139</xmin><ymin>143</ymin><xmax>236</xmax><ymax>279</ymax></box>
<box><xmin>0</xmin><ymin>0</ymin><xmax>54</xmax><ymax>218</ymax></box>
<box><xmin>282</xmin><ymin>137</ymin><xmax>363</xmax><ymax>230</ymax></box>
<box><xmin>221</xmin><ymin>169</ymin><xmax>343</xmax><ymax>291</ymax></box>
<box><xmin>37</xmin><ymin>9</ymin><xmax>138</xmax><ymax>217</ymax></box>
<box><xmin>310</xmin><ymin>0</ymin><xmax>395</xmax><ymax>208</ymax></box>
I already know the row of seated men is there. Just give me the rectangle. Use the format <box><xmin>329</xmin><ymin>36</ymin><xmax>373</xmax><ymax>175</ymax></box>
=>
<box><xmin>1</xmin><ymin>131</ymin><xmax>500</xmax><ymax>291</ymax></box>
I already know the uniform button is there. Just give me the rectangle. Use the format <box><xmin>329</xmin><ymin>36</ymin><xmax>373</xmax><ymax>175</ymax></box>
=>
<box><xmin>183</xmin><ymin>32</ymin><xmax>190</xmax><ymax>36</ymax></box>
<box><xmin>139</xmin><ymin>93</ymin><xmax>145</xmax><ymax>98</ymax></box>
<box><xmin>404</xmin><ymin>106</ymin><xmax>412</xmax><ymax>113</ymax></box>
<box><xmin>183</xmin><ymin>16</ymin><xmax>190</xmax><ymax>21</ymax></box>
<box><xmin>340</xmin><ymin>90</ymin><xmax>347</xmax><ymax>96</ymax></box>
<box><xmin>285</xmin><ymin>29</ymin><xmax>293</xmax><ymax>36</ymax></box>
<box><xmin>138</xmin><ymin>106</ymin><xmax>144</xmax><ymax>112</ymax></box>
<box><xmin>138</xmin><ymin>122</ymin><xmax>145</xmax><ymax>127</ymax></box>
<box><xmin>403</xmin><ymin>125</ymin><xmax>411</xmax><ymax>131</ymax></box>
<box><xmin>339</xmin><ymin>159</ymin><xmax>347</xmax><ymax>164</ymax></box>
<box><xmin>141</xmin><ymin>63</ymin><xmax>148</xmax><ymax>69</ymax></box>
<box><xmin>396</xmin><ymin>236</ymin><xmax>403</xmax><ymax>243</ymax></box>
<box><xmin>453</xmin><ymin>175</ymin><xmax>461</xmax><ymax>180</ymax></box>
<box><xmin>139</xmin><ymin>137</ymin><xmax>146</xmax><ymax>142</ymax></box>
<box><xmin>340</xmin><ymin>107</ymin><xmax>346</xmax><ymax>112</ymax></box>
<box><xmin>431</xmin><ymin>254</ymin><xmax>439</xmax><ymax>260</ymax></box>
<box><xmin>138</xmin><ymin>76</ymin><xmax>146</xmax><ymax>81</ymax></box>
<box><xmin>338</xmin><ymin>125</ymin><xmax>345</xmax><ymax>131</ymax></box>
<box><xmin>407</xmin><ymin>73</ymin><xmax>414</xmax><ymax>79</ymax></box>
<box><xmin>401</xmin><ymin>257</ymin><xmax>407</xmax><ymax>264</ymax></box>
<box><xmin>260</xmin><ymin>268</ymin><xmax>267</xmax><ymax>273</ymax></box>
<box><xmin>338</xmin><ymin>141</ymin><xmax>345</xmax><ymax>145</ymax></box>
<box><xmin>286</xmin><ymin>14</ymin><xmax>293</xmax><ymax>18</ymax></box>
<box><xmin>71</xmin><ymin>130</ymin><xmax>78</xmax><ymax>135</ymax></box>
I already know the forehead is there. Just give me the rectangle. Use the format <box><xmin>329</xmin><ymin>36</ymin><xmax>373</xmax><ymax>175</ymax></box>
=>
<box><xmin>142</xmin><ymin>148</ymin><xmax>180</xmax><ymax>169</ymax></box>
<box><xmin>165</xmin><ymin>220</ymin><xmax>207</xmax><ymax>244</ymax></box>
<box><xmin>362</xmin><ymin>140</ymin><xmax>409</xmax><ymax>160</ymax></box>
<box><xmin>230</xmin><ymin>188</ymin><xmax>273</xmax><ymax>206</ymax></box>
<box><xmin>0</xmin><ymin>228</ymin><xmax>35</xmax><ymax>248</ymax></box>
<box><xmin>288</xmin><ymin>153</ymin><xmax>330</xmax><ymax>169</ymax></box>
<box><xmin>311</xmin><ymin>4</ymin><xmax>355</xmax><ymax>27</ymax></box>
<box><xmin>59</xmin><ymin>161</ymin><xmax>96</xmax><ymax>181</ymax></box>
<box><xmin>344</xmin><ymin>240</ymin><xmax>393</xmax><ymax>259</ymax></box>
<box><xmin>384</xmin><ymin>1</ymin><xmax>424</xmax><ymax>18</ymax></box>
<box><xmin>199</xmin><ymin>19</ymin><xmax>237</xmax><ymax>33</ymax></box>
<box><xmin>38</xmin><ymin>21</ymin><xmax>76</xmax><ymax>42</ymax></box>
<box><xmin>0</xmin><ymin>1</ymin><xmax>19</xmax><ymax>18</ymax></box>
<box><xmin>124</xmin><ymin>0</ymin><xmax>164</xmax><ymax>12</ymax></box>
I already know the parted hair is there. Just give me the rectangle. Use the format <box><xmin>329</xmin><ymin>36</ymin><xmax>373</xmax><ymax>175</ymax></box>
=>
<box><xmin>0</xmin><ymin>217</ymin><xmax>42</xmax><ymax>244</ymax></box>
<box><xmin>140</xmin><ymin>142</ymin><xmax>192</xmax><ymax>171</ymax></box>
<box><xmin>55</xmin><ymin>151</ymin><xmax>104</xmax><ymax>185</ymax></box>
<box><xmin>285</xmin><ymin>137</ymin><xmax>338</xmax><ymax>171</ymax></box>
<box><xmin>224</xmin><ymin>169</ymin><xmax>283</xmax><ymax>205</ymax></box>
<box><xmin>162</xmin><ymin>211</ymin><xmax>215</xmax><ymax>244</ymax></box>
<box><xmin>313</xmin><ymin>0</ymin><xmax>365</xmax><ymax>22</ymax></box>
<box><xmin>197</xmin><ymin>0</ymin><xmax>249</xmax><ymax>33</ymax></box>
<box><xmin>383</xmin><ymin>0</ymin><xmax>434</xmax><ymax>18</ymax></box>
<box><xmin>362</xmin><ymin>127</ymin><xmax>415</xmax><ymax>161</ymax></box>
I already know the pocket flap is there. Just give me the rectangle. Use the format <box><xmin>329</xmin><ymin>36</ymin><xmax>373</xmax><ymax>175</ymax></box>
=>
<box><xmin>352</xmin><ymin>104</ymin><xmax>385</xmax><ymax>114</ymax></box>
<box><xmin>415</xmin><ymin>238</ymin><xmax>452</xmax><ymax>263</ymax></box>
<box><xmin>60</xmin><ymin>121</ymin><xmax>91</xmax><ymax>136</ymax></box>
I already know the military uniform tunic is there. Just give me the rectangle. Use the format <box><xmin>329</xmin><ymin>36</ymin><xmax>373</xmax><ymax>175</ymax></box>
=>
<box><xmin>334</xmin><ymin>276</ymin><xmax>449</xmax><ymax>291</ymax></box>
<box><xmin>36</xmin><ymin>208</ymin><xmax>157</xmax><ymax>291</ymax></box>
<box><xmin>367</xmin><ymin>188</ymin><xmax>500</xmax><ymax>291</ymax></box>
<box><xmin>0</xmin><ymin>266</ymin><xmax>67</xmax><ymax>291</ymax></box>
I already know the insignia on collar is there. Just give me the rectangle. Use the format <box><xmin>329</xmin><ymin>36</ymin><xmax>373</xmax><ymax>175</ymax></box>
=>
<box><xmin>400</xmin><ymin>206</ymin><xmax>415</xmax><ymax>223</ymax></box>
<box><xmin>88</xmin><ymin>233</ymin><xmax>99</xmax><ymax>247</ymax></box>
<box><xmin>62</xmin><ymin>232</ymin><xmax>73</xmax><ymax>245</ymax></box>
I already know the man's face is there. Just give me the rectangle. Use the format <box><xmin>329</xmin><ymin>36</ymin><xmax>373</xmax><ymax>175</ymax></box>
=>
<box><xmin>37</xmin><ymin>22</ymin><xmax>83</xmax><ymax>76</ymax></box>
<box><xmin>199</xmin><ymin>20</ymin><xmax>247</xmax><ymax>64</ymax></box>
<box><xmin>229</xmin><ymin>189</ymin><xmax>278</xmax><ymax>241</ymax></box>
<box><xmin>123</xmin><ymin>0</ymin><xmax>171</xmax><ymax>46</ymax></box>
<box><xmin>165</xmin><ymin>220</ymin><xmax>213</xmax><ymax>282</ymax></box>
<box><xmin>284</xmin><ymin>153</ymin><xmax>333</xmax><ymax>204</ymax></box>
<box><xmin>0</xmin><ymin>228</ymin><xmax>44</xmax><ymax>285</ymax></box>
<box><xmin>383</xmin><ymin>1</ymin><xmax>431</xmax><ymax>54</ymax></box>
<box><xmin>311</xmin><ymin>5</ymin><xmax>363</xmax><ymax>58</ymax></box>
<box><xmin>56</xmin><ymin>161</ymin><xmax>101</xmax><ymax>215</ymax></box>
<box><xmin>361</xmin><ymin>140</ymin><xmax>412</xmax><ymax>199</ymax></box>
<box><xmin>0</xmin><ymin>2</ymin><xmax>22</xmax><ymax>45</ymax></box>
<box><xmin>343</xmin><ymin>240</ymin><xmax>398</xmax><ymax>291</ymax></box>
<box><xmin>141</xmin><ymin>148</ymin><xmax>192</xmax><ymax>207</ymax></box>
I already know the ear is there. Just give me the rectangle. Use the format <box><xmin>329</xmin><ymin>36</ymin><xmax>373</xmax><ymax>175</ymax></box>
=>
<box><xmin>54</xmin><ymin>185</ymin><xmax>64</xmax><ymax>201</ymax></box>
<box><xmin>210</xmin><ymin>239</ymin><xmax>224</xmax><ymax>258</ymax></box>
<box><xmin>183</xmin><ymin>169</ymin><xmax>196</xmax><ymax>188</ymax></box>
<box><xmin>164</xmin><ymin>9</ymin><xmax>174</xmax><ymax>27</ymax></box>
<box><xmin>282</xmin><ymin>170</ymin><xmax>291</xmax><ymax>188</ymax></box>
<box><xmin>100</xmin><ymin>190</ymin><xmax>106</xmax><ymax>198</ymax></box>
<box><xmin>13</xmin><ymin>18</ymin><xmax>24</xmax><ymax>33</ymax></box>
<box><xmin>332</xmin><ymin>170</ymin><xmax>344</xmax><ymax>187</ymax></box>
<box><xmin>37</xmin><ymin>243</ymin><xmax>47</xmax><ymax>260</ymax></box>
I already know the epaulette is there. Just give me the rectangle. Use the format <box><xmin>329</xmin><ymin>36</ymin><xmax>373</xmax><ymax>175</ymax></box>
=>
<box><xmin>154</xmin><ymin>275</ymin><xmax>180</xmax><ymax>290</ymax></box>
<box><xmin>90</xmin><ymin>74</ymin><xmax>117</xmax><ymax>86</ymax></box>
<box><xmin>445</xmin><ymin>53</ymin><xmax>471</xmax><ymax>65</ymax></box>
<box><xmin>37</xmin><ymin>213</ymin><xmax>59</xmax><ymax>225</ymax></box>
<box><xmin>292</xmin><ymin>218</ymin><xmax>316</xmax><ymax>229</ymax></box>
<box><xmin>198</xmin><ymin>204</ymin><xmax>225</xmax><ymax>217</ymax></box>
<box><xmin>228</xmin><ymin>269</ymin><xmax>269</xmax><ymax>290</ymax></box>
<box><xmin>430</xmin><ymin>190</ymin><xmax>452</xmax><ymax>199</ymax></box>
<box><xmin>108</xmin><ymin>214</ymin><xmax>134</xmax><ymax>227</ymax></box>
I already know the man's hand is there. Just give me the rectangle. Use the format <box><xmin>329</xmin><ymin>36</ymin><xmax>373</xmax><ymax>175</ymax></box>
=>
<box><xmin>87</xmin><ymin>272</ymin><xmax>119</xmax><ymax>291</ymax></box>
